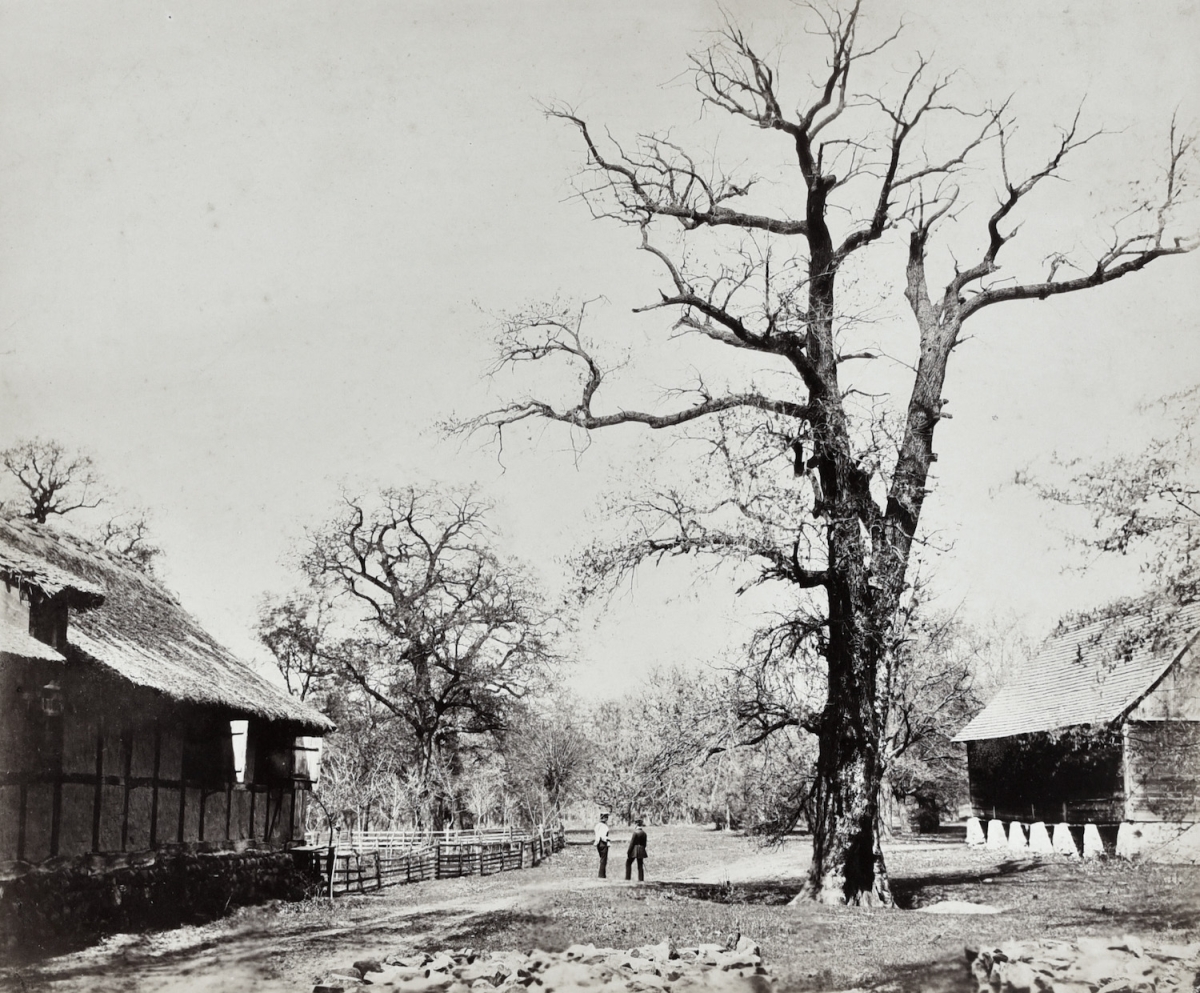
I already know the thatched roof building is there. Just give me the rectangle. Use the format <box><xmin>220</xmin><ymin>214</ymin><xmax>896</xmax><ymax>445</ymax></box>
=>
<box><xmin>0</xmin><ymin>517</ymin><xmax>331</xmax><ymax>732</ymax></box>
<box><xmin>0</xmin><ymin>517</ymin><xmax>332</xmax><ymax>870</ymax></box>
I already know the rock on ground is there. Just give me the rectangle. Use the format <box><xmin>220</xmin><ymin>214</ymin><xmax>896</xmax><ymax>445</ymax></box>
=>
<box><xmin>312</xmin><ymin>936</ymin><xmax>773</xmax><ymax>992</ymax></box>
<box><xmin>966</xmin><ymin>935</ymin><xmax>1200</xmax><ymax>993</ymax></box>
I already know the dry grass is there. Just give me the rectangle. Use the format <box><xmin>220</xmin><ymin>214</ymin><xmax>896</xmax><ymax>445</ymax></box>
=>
<box><xmin>408</xmin><ymin>827</ymin><xmax>1200</xmax><ymax>991</ymax></box>
<box><xmin>9</xmin><ymin>825</ymin><xmax>1200</xmax><ymax>993</ymax></box>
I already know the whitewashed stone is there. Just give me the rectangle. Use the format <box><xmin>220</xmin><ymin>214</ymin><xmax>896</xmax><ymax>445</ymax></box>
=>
<box><xmin>1008</xmin><ymin>821</ymin><xmax>1028</xmax><ymax>852</ymax></box>
<box><xmin>966</xmin><ymin>816</ymin><xmax>986</xmax><ymax>846</ymax></box>
<box><xmin>1052</xmin><ymin>823</ymin><xmax>1079</xmax><ymax>857</ymax></box>
<box><xmin>987</xmin><ymin>819</ymin><xmax>1008</xmax><ymax>849</ymax></box>
<box><xmin>1083</xmin><ymin>823</ymin><xmax>1105</xmax><ymax>859</ymax></box>
<box><xmin>1118</xmin><ymin>822</ymin><xmax>1200</xmax><ymax>864</ymax></box>
<box><xmin>1028</xmin><ymin>821</ymin><xmax>1054</xmax><ymax>854</ymax></box>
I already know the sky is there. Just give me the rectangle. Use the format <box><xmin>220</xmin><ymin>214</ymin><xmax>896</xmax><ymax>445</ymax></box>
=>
<box><xmin>1</xmin><ymin>0</ymin><xmax>1198</xmax><ymax>700</ymax></box>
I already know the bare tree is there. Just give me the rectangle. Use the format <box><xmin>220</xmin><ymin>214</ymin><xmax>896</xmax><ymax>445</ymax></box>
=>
<box><xmin>504</xmin><ymin>698</ymin><xmax>593</xmax><ymax>824</ymax></box>
<box><xmin>288</xmin><ymin>486</ymin><xmax>562</xmax><ymax>827</ymax></box>
<box><xmin>1023</xmin><ymin>386</ymin><xmax>1200</xmax><ymax>607</ymax></box>
<box><xmin>459</xmin><ymin>3</ymin><xmax>1197</xmax><ymax>903</ymax></box>
<box><xmin>1</xmin><ymin>438</ymin><xmax>161</xmax><ymax>572</ymax></box>
<box><xmin>258</xmin><ymin>592</ymin><xmax>336</xmax><ymax>701</ymax></box>
<box><xmin>1</xmin><ymin>438</ymin><xmax>104</xmax><ymax>523</ymax></box>
<box><xmin>95</xmin><ymin>508</ymin><xmax>161</xmax><ymax>574</ymax></box>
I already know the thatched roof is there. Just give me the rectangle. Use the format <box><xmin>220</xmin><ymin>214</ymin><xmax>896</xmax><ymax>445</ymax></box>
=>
<box><xmin>0</xmin><ymin>541</ymin><xmax>104</xmax><ymax>607</ymax></box>
<box><xmin>0</xmin><ymin>612</ymin><xmax>65</xmax><ymax>663</ymax></box>
<box><xmin>0</xmin><ymin>518</ymin><xmax>332</xmax><ymax>733</ymax></box>
<box><xmin>953</xmin><ymin>601</ymin><xmax>1200</xmax><ymax>742</ymax></box>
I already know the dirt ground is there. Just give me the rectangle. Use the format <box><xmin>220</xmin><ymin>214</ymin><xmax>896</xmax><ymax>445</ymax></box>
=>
<box><xmin>3</xmin><ymin>826</ymin><xmax>1199</xmax><ymax>993</ymax></box>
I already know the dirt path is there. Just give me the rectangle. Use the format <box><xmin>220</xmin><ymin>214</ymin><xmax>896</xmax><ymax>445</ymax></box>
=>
<box><xmin>3</xmin><ymin>864</ymin><xmax>618</xmax><ymax>993</ymax></box>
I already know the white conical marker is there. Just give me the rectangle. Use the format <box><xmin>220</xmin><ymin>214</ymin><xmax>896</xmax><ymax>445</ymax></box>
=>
<box><xmin>1028</xmin><ymin>821</ymin><xmax>1053</xmax><ymax>854</ymax></box>
<box><xmin>1052</xmin><ymin>822</ymin><xmax>1079</xmax><ymax>857</ymax></box>
<box><xmin>1007</xmin><ymin>821</ymin><xmax>1027</xmax><ymax>852</ymax></box>
<box><xmin>1082</xmin><ymin>823</ymin><xmax>1105</xmax><ymax>859</ymax></box>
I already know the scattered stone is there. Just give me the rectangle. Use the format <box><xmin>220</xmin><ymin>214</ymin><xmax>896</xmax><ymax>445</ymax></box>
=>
<box><xmin>352</xmin><ymin>940</ymin><xmax>771</xmax><ymax>991</ymax></box>
<box><xmin>964</xmin><ymin>936</ymin><xmax>1199</xmax><ymax>993</ymax></box>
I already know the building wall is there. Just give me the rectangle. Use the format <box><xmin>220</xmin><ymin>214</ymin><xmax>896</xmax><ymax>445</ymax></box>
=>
<box><xmin>1129</xmin><ymin>640</ymin><xmax>1200</xmax><ymax>721</ymax></box>
<box><xmin>0</xmin><ymin>664</ymin><xmax>312</xmax><ymax>864</ymax></box>
<box><xmin>1124</xmin><ymin>720</ymin><xmax>1200</xmax><ymax>823</ymax></box>
<box><xmin>1</xmin><ymin>847</ymin><xmax>321</xmax><ymax>949</ymax></box>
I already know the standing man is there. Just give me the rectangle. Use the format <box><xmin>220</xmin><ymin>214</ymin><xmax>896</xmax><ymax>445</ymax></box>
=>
<box><xmin>594</xmin><ymin>811</ymin><xmax>611</xmax><ymax>878</ymax></box>
<box><xmin>626</xmin><ymin>819</ymin><xmax>648</xmax><ymax>882</ymax></box>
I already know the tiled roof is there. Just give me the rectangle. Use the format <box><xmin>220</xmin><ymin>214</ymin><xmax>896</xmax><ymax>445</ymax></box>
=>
<box><xmin>0</xmin><ymin>518</ymin><xmax>333</xmax><ymax>733</ymax></box>
<box><xmin>952</xmin><ymin>601</ymin><xmax>1200</xmax><ymax>742</ymax></box>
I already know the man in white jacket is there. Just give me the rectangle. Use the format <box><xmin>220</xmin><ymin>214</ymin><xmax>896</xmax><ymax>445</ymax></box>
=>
<box><xmin>593</xmin><ymin>812</ymin><xmax>611</xmax><ymax>878</ymax></box>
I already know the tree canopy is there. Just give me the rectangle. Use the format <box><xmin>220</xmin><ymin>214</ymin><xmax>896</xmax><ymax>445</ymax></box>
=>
<box><xmin>261</xmin><ymin>486</ymin><xmax>562</xmax><ymax>827</ymax></box>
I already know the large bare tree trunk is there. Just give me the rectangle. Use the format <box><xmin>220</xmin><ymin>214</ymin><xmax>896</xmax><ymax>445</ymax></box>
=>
<box><xmin>807</xmin><ymin>594</ymin><xmax>890</xmax><ymax>904</ymax></box>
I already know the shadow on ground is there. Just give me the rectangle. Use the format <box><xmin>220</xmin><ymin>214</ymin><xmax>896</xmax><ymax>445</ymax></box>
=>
<box><xmin>3</xmin><ymin>907</ymin><xmax>469</xmax><ymax>990</ymax></box>
<box><xmin>865</xmin><ymin>954</ymin><xmax>976</xmax><ymax>993</ymax></box>
<box><xmin>890</xmin><ymin>858</ymin><xmax>1045</xmax><ymax>909</ymax></box>
<box><xmin>426</xmin><ymin>910</ymin><xmax>556</xmax><ymax>949</ymax></box>
<box><xmin>651</xmin><ymin>880</ymin><xmax>806</xmax><ymax>906</ymax></box>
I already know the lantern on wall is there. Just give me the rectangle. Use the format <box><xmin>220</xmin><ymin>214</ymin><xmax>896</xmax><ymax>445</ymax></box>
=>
<box><xmin>40</xmin><ymin>680</ymin><xmax>63</xmax><ymax>717</ymax></box>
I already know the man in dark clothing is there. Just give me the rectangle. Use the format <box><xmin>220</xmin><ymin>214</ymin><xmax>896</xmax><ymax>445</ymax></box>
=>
<box><xmin>626</xmin><ymin>819</ymin><xmax>648</xmax><ymax>881</ymax></box>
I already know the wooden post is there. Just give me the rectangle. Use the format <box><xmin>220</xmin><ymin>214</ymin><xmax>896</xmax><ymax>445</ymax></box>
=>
<box><xmin>16</xmin><ymin>783</ymin><xmax>27</xmax><ymax>862</ymax></box>
<box><xmin>327</xmin><ymin>835</ymin><xmax>338</xmax><ymax>899</ymax></box>
<box><xmin>120</xmin><ymin>728</ymin><xmax>133</xmax><ymax>851</ymax></box>
<box><xmin>149</xmin><ymin>724</ymin><xmax>162</xmax><ymax>849</ymax></box>
<box><xmin>91</xmin><ymin>725</ymin><xmax>104</xmax><ymax>852</ymax></box>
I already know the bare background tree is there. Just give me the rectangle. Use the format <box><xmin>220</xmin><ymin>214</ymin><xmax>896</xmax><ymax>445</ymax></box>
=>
<box><xmin>460</xmin><ymin>1</ymin><xmax>1197</xmax><ymax>903</ymax></box>
<box><xmin>260</xmin><ymin>486</ymin><xmax>562</xmax><ymax>828</ymax></box>
<box><xmin>1022</xmin><ymin>385</ymin><xmax>1200</xmax><ymax>609</ymax></box>
<box><xmin>0</xmin><ymin>437</ymin><xmax>161</xmax><ymax>572</ymax></box>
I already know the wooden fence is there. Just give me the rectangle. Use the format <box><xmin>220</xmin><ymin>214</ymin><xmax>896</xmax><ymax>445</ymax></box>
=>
<box><xmin>294</xmin><ymin>823</ymin><xmax>565</xmax><ymax>897</ymax></box>
<box><xmin>305</xmin><ymin>825</ymin><xmax>524</xmax><ymax>852</ymax></box>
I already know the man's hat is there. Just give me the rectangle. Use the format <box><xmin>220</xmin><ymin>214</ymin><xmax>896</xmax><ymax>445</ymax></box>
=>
<box><xmin>635</xmin><ymin>819</ymin><xmax>644</xmax><ymax>826</ymax></box>
<box><xmin>599</xmin><ymin>812</ymin><xmax>609</xmax><ymax>819</ymax></box>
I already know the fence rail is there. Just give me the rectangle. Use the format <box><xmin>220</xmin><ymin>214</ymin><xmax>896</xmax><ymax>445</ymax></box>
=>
<box><xmin>305</xmin><ymin>825</ymin><xmax>524</xmax><ymax>852</ymax></box>
<box><xmin>293</xmin><ymin>823</ymin><xmax>565</xmax><ymax>897</ymax></box>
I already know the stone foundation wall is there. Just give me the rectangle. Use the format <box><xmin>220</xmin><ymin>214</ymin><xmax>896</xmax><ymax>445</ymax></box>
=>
<box><xmin>0</xmin><ymin>845</ymin><xmax>321</xmax><ymax>950</ymax></box>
